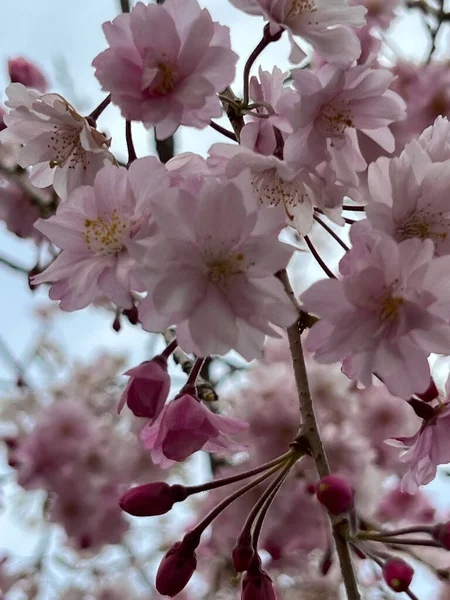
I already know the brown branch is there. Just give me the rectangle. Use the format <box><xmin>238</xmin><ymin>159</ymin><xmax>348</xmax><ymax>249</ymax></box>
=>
<box><xmin>282</xmin><ymin>271</ymin><xmax>360</xmax><ymax>600</ymax></box>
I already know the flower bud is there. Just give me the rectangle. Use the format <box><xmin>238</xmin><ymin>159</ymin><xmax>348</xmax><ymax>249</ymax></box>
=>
<box><xmin>118</xmin><ymin>356</ymin><xmax>170</xmax><ymax>420</ymax></box>
<box><xmin>232</xmin><ymin>535</ymin><xmax>254</xmax><ymax>572</ymax></box>
<box><xmin>382</xmin><ymin>558</ymin><xmax>414</xmax><ymax>592</ymax></box>
<box><xmin>433</xmin><ymin>522</ymin><xmax>450</xmax><ymax>550</ymax></box>
<box><xmin>156</xmin><ymin>537</ymin><xmax>198</xmax><ymax>597</ymax></box>
<box><xmin>242</xmin><ymin>555</ymin><xmax>277</xmax><ymax>600</ymax></box>
<box><xmin>8</xmin><ymin>58</ymin><xmax>47</xmax><ymax>92</ymax></box>
<box><xmin>120</xmin><ymin>482</ymin><xmax>188</xmax><ymax>517</ymax></box>
<box><xmin>316</xmin><ymin>475</ymin><xmax>354</xmax><ymax>515</ymax></box>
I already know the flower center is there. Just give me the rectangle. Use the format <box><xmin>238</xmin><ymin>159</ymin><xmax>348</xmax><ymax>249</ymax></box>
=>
<box><xmin>380</xmin><ymin>295</ymin><xmax>404</xmax><ymax>323</ymax></box>
<box><xmin>153</xmin><ymin>62</ymin><xmax>178</xmax><ymax>96</ymax></box>
<box><xmin>206</xmin><ymin>254</ymin><xmax>245</xmax><ymax>285</ymax></box>
<box><xmin>48</xmin><ymin>126</ymin><xmax>85</xmax><ymax>169</ymax></box>
<box><xmin>397</xmin><ymin>214</ymin><xmax>447</xmax><ymax>242</ymax></box>
<box><xmin>286</xmin><ymin>0</ymin><xmax>316</xmax><ymax>18</ymax></box>
<box><xmin>84</xmin><ymin>209</ymin><xmax>129</xmax><ymax>255</ymax></box>
<box><xmin>317</xmin><ymin>102</ymin><xmax>354</xmax><ymax>138</ymax></box>
<box><xmin>251</xmin><ymin>169</ymin><xmax>310</xmax><ymax>223</ymax></box>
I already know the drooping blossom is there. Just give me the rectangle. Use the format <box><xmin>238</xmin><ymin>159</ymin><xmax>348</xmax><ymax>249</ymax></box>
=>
<box><xmin>208</xmin><ymin>143</ymin><xmax>315</xmax><ymax>235</ymax></box>
<box><xmin>240</xmin><ymin>66</ymin><xmax>299</xmax><ymax>155</ymax></box>
<box><xmin>301</xmin><ymin>234</ymin><xmax>450</xmax><ymax>398</ymax></box>
<box><xmin>31</xmin><ymin>158</ymin><xmax>170</xmax><ymax>310</ymax></box>
<box><xmin>388</xmin><ymin>379</ymin><xmax>450</xmax><ymax>492</ymax></box>
<box><xmin>93</xmin><ymin>0</ymin><xmax>237</xmax><ymax>140</ymax></box>
<box><xmin>367</xmin><ymin>139</ymin><xmax>450</xmax><ymax>255</ymax></box>
<box><xmin>117</xmin><ymin>356</ymin><xmax>171</xmax><ymax>420</ymax></box>
<box><xmin>8</xmin><ymin>57</ymin><xmax>48</xmax><ymax>92</ymax></box>
<box><xmin>134</xmin><ymin>177</ymin><xmax>297</xmax><ymax>359</ymax></box>
<box><xmin>0</xmin><ymin>83</ymin><xmax>115</xmax><ymax>199</ymax></box>
<box><xmin>140</xmin><ymin>391</ymin><xmax>248</xmax><ymax>467</ymax></box>
<box><xmin>229</xmin><ymin>0</ymin><xmax>366</xmax><ymax>64</ymax></box>
<box><xmin>284</xmin><ymin>64</ymin><xmax>406</xmax><ymax>183</ymax></box>
<box><xmin>0</xmin><ymin>175</ymin><xmax>49</xmax><ymax>240</ymax></box>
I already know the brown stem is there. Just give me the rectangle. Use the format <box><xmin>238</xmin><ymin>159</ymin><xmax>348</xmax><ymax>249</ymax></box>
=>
<box><xmin>209</xmin><ymin>120</ymin><xmax>237</xmax><ymax>142</ymax></box>
<box><xmin>125</xmin><ymin>120</ymin><xmax>137</xmax><ymax>166</ymax></box>
<box><xmin>283</xmin><ymin>272</ymin><xmax>360</xmax><ymax>600</ymax></box>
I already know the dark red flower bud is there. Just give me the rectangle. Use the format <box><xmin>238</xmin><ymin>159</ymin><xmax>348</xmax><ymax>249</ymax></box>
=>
<box><xmin>320</xmin><ymin>547</ymin><xmax>333</xmax><ymax>575</ymax></box>
<box><xmin>316</xmin><ymin>475</ymin><xmax>354</xmax><ymax>515</ymax></box>
<box><xmin>383</xmin><ymin>558</ymin><xmax>414</xmax><ymax>592</ymax></box>
<box><xmin>120</xmin><ymin>482</ymin><xmax>188</xmax><ymax>517</ymax></box>
<box><xmin>242</xmin><ymin>555</ymin><xmax>277</xmax><ymax>600</ymax></box>
<box><xmin>433</xmin><ymin>522</ymin><xmax>450</xmax><ymax>550</ymax></box>
<box><xmin>123</xmin><ymin>306</ymin><xmax>139</xmax><ymax>325</ymax></box>
<box><xmin>8</xmin><ymin>57</ymin><xmax>47</xmax><ymax>92</ymax></box>
<box><xmin>232</xmin><ymin>534</ymin><xmax>254</xmax><ymax>572</ymax></box>
<box><xmin>118</xmin><ymin>357</ymin><xmax>170</xmax><ymax>420</ymax></box>
<box><xmin>408</xmin><ymin>399</ymin><xmax>435</xmax><ymax>421</ymax></box>
<box><xmin>156</xmin><ymin>536</ymin><xmax>199</xmax><ymax>597</ymax></box>
<box><xmin>416</xmin><ymin>378</ymin><xmax>439</xmax><ymax>403</ymax></box>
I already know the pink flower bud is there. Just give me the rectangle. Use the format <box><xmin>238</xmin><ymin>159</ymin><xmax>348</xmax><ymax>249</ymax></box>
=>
<box><xmin>156</xmin><ymin>536</ymin><xmax>199</xmax><ymax>597</ymax></box>
<box><xmin>316</xmin><ymin>475</ymin><xmax>354</xmax><ymax>515</ymax></box>
<box><xmin>119</xmin><ymin>482</ymin><xmax>188</xmax><ymax>517</ymax></box>
<box><xmin>8</xmin><ymin>58</ymin><xmax>47</xmax><ymax>92</ymax></box>
<box><xmin>118</xmin><ymin>356</ymin><xmax>170</xmax><ymax>420</ymax></box>
<box><xmin>433</xmin><ymin>522</ymin><xmax>450</xmax><ymax>550</ymax></box>
<box><xmin>232</xmin><ymin>535</ymin><xmax>254</xmax><ymax>572</ymax></box>
<box><xmin>382</xmin><ymin>558</ymin><xmax>414</xmax><ymax>592</ymax></box>
<box><xmin>242</xmin><ymin>555</ymin><xmax>277</xmax><ymax>600</ymax></box>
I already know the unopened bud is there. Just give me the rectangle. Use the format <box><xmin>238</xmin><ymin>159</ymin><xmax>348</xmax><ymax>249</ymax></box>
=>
<box><xmin>433</xmin><ymin>522</ymin><xmax>450</xmax><ymax>550</ymax></box>
<box><xmin>118</xmin><ymin>357</ymin><xmax>170</xmax><ymax>419</ymax></box>
<box><xmin>8</xmin><ymin>58</ymin><xmax>47</xmax><ymax>92</ymax></box>
<box><xmin>383</xmin><ymin>558</ymin><xmax>414</xmax><ymax>592</ymax></box>
<box><xmin>156</xmin><ymin>536</ymin><xmax>199</xmax><ymax>597</ymax></box>
<box><xmin>316</xmin><ymin>475</ymin><xmax>354</xmax><ymax>515</ymax></box>
<box><xmin>232</xmin><ymin>535</ymin><xmax>254</xmax><ymax>572</ymax></box>
<box><xmin>242</xmin><ymin>555</ymin><xmax>277</xmax><ymax>600</ymax></box>
<box><xmin>120</xmin><ymin>482</ymin><xmax>188</xmax><ymax>517</ymax></box>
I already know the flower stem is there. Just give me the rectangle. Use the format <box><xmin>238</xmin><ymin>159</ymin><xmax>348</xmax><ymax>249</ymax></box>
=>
<box><xmin>88</xmin><ymin>94</ymin><xmax>111</xmax><ymax>123</ymax></box>
<box><xmin>283</xmin><ymin>272</ymin><xmax>360</xmax><ymax>600</ymax></box>
<box><xmin>125</xmin><ymin>120</ymin><xmax>137</xmax><ymax>167</ymax></box>
<box><xmin>242</xmin><ymin>25</ymin><xmax>283</xmax><ymax>106</ymax></box>
<box><xmin>187</xmin><ymin>451</ymin><xmax>294</xmax><ymax>495</ymax></box>
<box><xmin>304</xmin><ymin>235</ymin><xmax>337</xmax><ymax>279</ymax></box>
<box><xmin>186</xmin><ymin>357</ymin><xmax>205</xmax><ymax>386</ymax></box>
<box><xmin>313</xmin><ymin>213</ymin><xmax>349</xmax><ymax>252</ymax></box>
<box><xmin>160</xmin><ymin>339</ymin><xmax>178</xmax><ymax>360</ymax></box>
<box><xmin>209</xmin><ymin>120</ymin><xmax>237</xmax><ymax>142</ymax></box>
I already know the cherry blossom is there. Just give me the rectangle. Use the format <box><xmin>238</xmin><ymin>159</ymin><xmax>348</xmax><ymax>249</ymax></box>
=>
<box><xmin>229</xmin><ymin>0</ymin><xmax>367</xmax><ymax>64</ymax></box>
<box><xmin>8</xmin><ymin>57</ymin><xmax>48</xmax><ymax>92</ymax></box>
<box><xmin>367</xmin><ymin>139</ymin><xmax>450</xmax><ymax>255</ymax></box>
<box><xmin>0</xmin><ymin>83</ymin><xmax>115</xmax><ymax>199</ymax></box>
<box><xmin>134</xmin><ymin>177</ymin><xmax>297</xmax><ymax>359</ymax></box>
<box><xmin>301</xmin><ymin>234</ymin><xmax>450</xmax><ymax>398</ymax></box>
<box><xmin>92</xmin><ymin>0</ymin><xmax>237</xmax><ymax>139</ymax></box>
<box><xmin>140</xmin><ymin>391</ymin><xmax>248</xmax><ymax>467</ymax></box>
<box><xmin>284</xmin><ymin>64</ymin><xmax>406</xmax><ymax>183</ymax></box>
<box><xmin>31</xmin><ymin>158</ymin><xmax>170</xmax><ymax>310</ymax></box>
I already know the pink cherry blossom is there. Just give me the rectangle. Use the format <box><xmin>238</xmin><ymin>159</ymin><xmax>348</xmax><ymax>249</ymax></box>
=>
<box><xmin>8</xmin><ymin>57</ymin><xmax>48</xmax><ymax>92</ymax></box>
<box><xmin>208</xmin><ymin>143</ymin><xmax>315</xmax><ymax>235</ymax></box>
<box><xmin>134</xmin><ymin>177</ymin><xmax>297</xmax><ymax>359</ymax></box>
<box><xmin>0</xmin><ymin>175</ymin><xmax>47</xmax><ymax>240</ymax></box>
<box><xmin>418</xmin><ymin>115</ymin><xmax>450</xmax><ymax>162</ymax></box>
<box><xmin>240</xmin><ymin>66</ymin><xmax>299</xmax><ymax>156</ymax></box>
<box><xmin>301</xmin><ymin>234</ymin><xmax>450</xmax><ymax>398</ymax></box>
<box><xmin>31</xmin><ymin>158</ymin><xmax>170</xmax><ymax>310</ymax></box>
<box><xmin>367</xmin><ymin>139</ymin><xmax>450</xmax><ymax>255</ymax></box>
<box><xmin>140</xmin><ymin>392</ymin><xmax>248</xmax><ymax>467</ymax></box>
<box><xmin>0</xmin><ymin>83</ymin><xmax>115</xmax><ymax>200</ymax></box>
<box><xmin>229</xmin><ymin>0</ymin><xmax>366</xmax><ymax>64</ymax></box>
<box><xmin>92</xmin><ymin>0</ymin><xmax>237</xmax><ymax>140</ymax></box>
<box><xmin>284</xmin><ymin>64</ymin><xmax>405</xmax><ymax>183</ymax></box>
<box><xmin>388</xmin><ymin>378</ymin><xmax>450</xmax><ymax>492</ymax></box>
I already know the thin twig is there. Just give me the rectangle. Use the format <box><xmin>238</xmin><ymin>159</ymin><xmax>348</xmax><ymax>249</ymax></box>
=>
<box><xmin>304</xmin><ymin>236</ymin><xmax>337</xmax><ymax>279</ymax></box>
<box><xmin>209</xmin><ymin>120</ymin><xmax>238</xmax><ymax>142</ymax></box>
<box><xmin>88</xmin><ymin>94</ymin><xmax>111</xmax><ymax>123</ymax></box>
<box><xmin>0</xmin><ymin>254</ymin><xmax>30</xmax><ymax>274</ymax></box>
<box><xmin>283</xmin><ymin>273</ymin><xmax>360</xmax><ymax>600</ymax></box>
<box><xmin>119</xmin><ymin>0</ymin><xmax>130</xmax><ymax>12</ymax></box>
<box><xmin>313</xmin><ymin>214</ymin><xmax>349</xmax><ymax>252</ymax></box>
<box><xmin>125</xmin><ymin>120</ymin><xmax>137</xmax><ymax>167</ymax></box>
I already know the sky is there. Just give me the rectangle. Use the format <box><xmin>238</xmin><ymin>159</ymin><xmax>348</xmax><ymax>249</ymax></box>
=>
<box><xmin>0</xmin><ymin>0</ymin><xmax>442</xmax><ymax>595</ymax></box>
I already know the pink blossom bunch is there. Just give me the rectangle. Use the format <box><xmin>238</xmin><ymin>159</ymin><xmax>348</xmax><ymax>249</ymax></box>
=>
<box><xmin>93</xmin><ymin>0</ymin><xmax>238</xmax><ymax>139</ymax></box>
